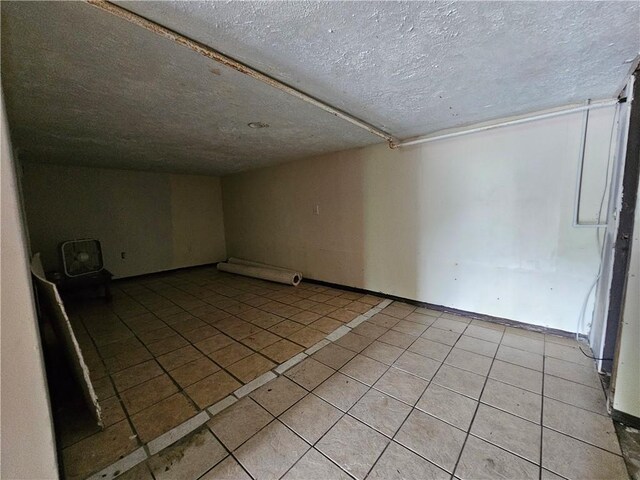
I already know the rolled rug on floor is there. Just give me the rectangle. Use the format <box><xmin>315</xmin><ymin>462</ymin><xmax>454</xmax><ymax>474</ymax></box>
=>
<box><xmin>228</xmin><ymin>257</ymin><xmax>302</xmax><ymax>276</ymax></box>
<box><xmin>217</xmin><ymin>261</ymin><xmax>302</xmax><ymax>286</ymax></box>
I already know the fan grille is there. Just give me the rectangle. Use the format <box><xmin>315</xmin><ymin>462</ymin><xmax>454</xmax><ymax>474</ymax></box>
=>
<box><xmin>61</xmin><ymin>239</ymin><xmax>104</xmax><ymax>277</ymax></box>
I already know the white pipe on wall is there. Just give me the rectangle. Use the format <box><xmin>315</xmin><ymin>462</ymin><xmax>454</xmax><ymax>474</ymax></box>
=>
<box><xmin>395</xmin><ymin>99</ymin><xmax>619</xmax><ymax>148</ymax></box>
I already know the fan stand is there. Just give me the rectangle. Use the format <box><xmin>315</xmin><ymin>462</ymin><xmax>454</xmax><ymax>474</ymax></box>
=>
<box><xmin>50</xmin><ymin>269</ymin><xmax>113</xmax><ymax>302</ymax></box>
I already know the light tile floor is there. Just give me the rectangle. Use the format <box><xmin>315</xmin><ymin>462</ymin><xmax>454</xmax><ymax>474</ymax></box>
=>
<box><xmin>57</xmin><ymin>267</ymin><xmax>384</xmax><ymax>479</ymax></box>
<box><xmin>103</xmin><ymin>282</ymin><xmax>630</xmax><ymax>480</ymax></box>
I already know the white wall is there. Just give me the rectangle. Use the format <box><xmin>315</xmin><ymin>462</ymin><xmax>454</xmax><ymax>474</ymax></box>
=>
<box><xmin>21</xmin><ymin>164</ymin><xmax>227</xmax><ymax>278</ymax></box>
<box><xmin>223</xmin><ymin>107</ymin><xmax>617</xmax><ymax>332</ymax></box>
<box><xmin>1</xmin><ymin>93</ymin><xmax>59</xmax><ymax>478</ymax></box>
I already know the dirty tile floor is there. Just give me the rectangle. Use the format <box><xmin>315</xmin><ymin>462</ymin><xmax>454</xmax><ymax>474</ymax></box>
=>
<box><xmin>59</xmin><ymin>267</ymin><xmax>382</xmax><ymax>479</ymax></box>
<box><xmin>56</xmin><ymin>267</ymin><xmax>630</xmax><ymax>480</ymax></box>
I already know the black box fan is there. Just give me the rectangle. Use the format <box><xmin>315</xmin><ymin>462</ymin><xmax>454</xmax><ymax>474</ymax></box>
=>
<box><xmin>60</xmin><ymin>239</ymin><xmax>105</xmax><ymax>277</ymax></box>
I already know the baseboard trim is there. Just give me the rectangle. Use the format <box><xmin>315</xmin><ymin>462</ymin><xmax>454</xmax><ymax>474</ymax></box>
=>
<box><xmin>305</xmin><ymin>276</ymin><xmax>579</xmax><ymax>340</ymax></box>
<box><xmin>612</xmin><ymin>409</ymin><xmax>640</xmax><ymax>429</ymax></box>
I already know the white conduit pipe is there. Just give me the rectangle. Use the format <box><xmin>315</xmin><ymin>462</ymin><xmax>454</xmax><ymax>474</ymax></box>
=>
<box><xmin>85</xmin><ymin>0</ymin><xmax>398</xmax><ymax>146</ymax></box>
<box><xmin>394</xmin><ymin>99</ymin><xmax>619</xmax><ymax>148</ymax></box>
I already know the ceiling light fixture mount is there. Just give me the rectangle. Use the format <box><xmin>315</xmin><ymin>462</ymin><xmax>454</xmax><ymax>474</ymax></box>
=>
<box><xmin>248</xmin><ymin>122</ymin><xmax>269</xmax><ymax>129</ymax></box>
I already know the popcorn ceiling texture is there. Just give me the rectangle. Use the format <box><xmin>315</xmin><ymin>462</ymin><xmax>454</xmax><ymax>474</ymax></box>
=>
<box><xmin>1</xmin><ymin>1</ymin><xmax>638</xmax><ymax>174</ymax></box>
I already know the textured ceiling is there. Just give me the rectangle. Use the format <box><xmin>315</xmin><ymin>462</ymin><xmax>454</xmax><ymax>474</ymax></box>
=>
<box><xmin>2</xmin><ymin>1</ymin><xmax>639</xmax><ymax>175</ymax></box>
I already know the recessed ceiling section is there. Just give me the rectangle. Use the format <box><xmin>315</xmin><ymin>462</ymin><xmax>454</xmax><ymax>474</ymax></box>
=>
<box><xmin>121</xmin><ymin>0</ymin><xmax>640</xmax><ymax>137</ymax></box>
<box><xmin>0</xmin><ymin>1</ymin><xmax>380</xmax><ymax>175</ymax></box>
<box><xmin>1</xmin><ymin>1</ymin><xmax>639</xmax><ymax>175</ymax></box>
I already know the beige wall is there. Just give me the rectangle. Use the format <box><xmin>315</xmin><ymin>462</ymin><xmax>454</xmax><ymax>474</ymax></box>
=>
<box><xmin>223</xmin><ymin>107</ymin><xmax>617</xmax><ymax>333</ymax></box>
<box><xmin>1</xmin><ymin>93</ymin><xmax>59</xmax><ymax>478</ymax></box>
<box><xmin>21</xmin><ymin>164</ymin><xmax>226</xmax><ymax>278</ymax></box>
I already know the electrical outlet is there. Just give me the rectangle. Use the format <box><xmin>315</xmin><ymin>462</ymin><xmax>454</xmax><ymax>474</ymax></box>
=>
<box><xmin>313</xmin><ymin>204</ymin><xmax>320</xmax><ymax>215</ymax></box>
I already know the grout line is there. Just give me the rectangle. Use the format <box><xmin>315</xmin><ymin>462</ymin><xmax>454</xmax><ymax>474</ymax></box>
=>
<box><xmin>207</xmin><ymin>395</ymin><xmax>238</xmax><ymax>417</ymax></box>
<box><xmin>449</xmin><ymin>324</ymin><xmax>504</xmax><ymax>476</ymax></box>
<box><xmin>147</xmin><ymin>410</ymin><xmax>210</xmax><ymax>456</ymax></box>
<box><xmin>233</xmin><ymin>371</ymin><xmax>277</xmax><ymax>398</ymax></box>
<box><xmin>305</xmin><ymin>339</ymin><xmax>330</xmax><ymax>355</ymax></box>
<box><xmin>274</xmin><ymin>352</ymin><xmax>308</xmax><ymax>375</ymax></box>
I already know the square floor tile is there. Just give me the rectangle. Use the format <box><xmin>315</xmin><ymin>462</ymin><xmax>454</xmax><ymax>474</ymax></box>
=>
<box><xmin>250</xmin><ymin>376</ymin><xmax>307</xmax><ymax>416</ymax></box>
<box><xmin>130</xmin><ymin>393</ymin><xmax>198</xmax><ymax>443</ymax></box>
<box><xmin>542</xmin><ymin>397</ymin><xmax>620</xmax><ymax>454</ymax></box>
<box><xmin>489</xmin><ymin>360</ymin><xmax>542</xmax><ymax>394</ymax></box>
<box><xmin>194</xmin><ymin>334</ymin><xmax>235</xmax><ymax>355</ymax></box>
<box><xmin>349</xmin><ymin>389</ymin><xmax>411</xmax><ymax>437</ymax></box>
<box><xmin>455</xmin><ymin>434</ymin><xmax>539</xmax><ymax>480</ymax></box>
<box><xmin>480</xmin><ymin>378</ymin><xmax>541</xmax><ymax>423</ymax></box>
<box><xmin>312</xmin><ymin>343</ymin><xmax>357</xmax><ymax>369</ymax></box>
<box><xmin>120</xmin><ymin>374</ymin><xmax>178</xmax><ymax>415</ymax></box>
<box><xmin>170</xmin><ymin>357</ymin><xmax>220</xmax><ymax>389</ymax></box>
<box><xmin>378</xmin><ymin>330</ymin><xmax>417</xmax><ymax>349</ymax></box>
<box><xmin>260</xmin><ymin>339</ymin><xmax>305</xmax><ymax>363</ymax></box>
<box><xmin>148</xmin><ymin>428</ymin><xmax>226</xmax><ymax>480</ymax></box>
<box><xmin>61</xmin><ymin>420</ymin><xmax>139</xmax><ymax>480</ymax></box>
<box><xmin>421</xmin><ymin>327</ymin><xmax>460</xmax><ymax>346</ymax></box>
<box><xmin>314</xmin><ymin>372</ymin><xmax>369</xmax><ymax>412</ymax></box>
<box><xmin>285</xmin><ymin>358</ymin><xmax>335</xmax><ymax>390</ymax></box>
<box><xmin>317</xmin><ymin>415</ymin><xmax>389</xmax><ymax>480</ymax></box>
<box><xmin>351</xmin><ymin>322</ymin><xmax>388</xmax><ymax>339</ymax></box>
<box><xmin>432</xmin><ymin>317</ymin><xmax>468</xmax><ymax>334</ymax></box>
<box><xmin>339</xmin><ymin>354</ymin><xmax>388</xmax><ymax>386</ymax></box>
<box><xmin>501</xmin><ymin>333</ymin><xmax>544</xmax><ymax>355</ymax></box>
<box><xmin>185</xmin><ymin>371</ymin><xmax>241</xmax><ymax>409</ymax></box>
<box><xmin>111</xmin><ymin>359</ymin><xmax>164</xmax><ymax>392</ymax></box>
<box><xmin>362</xmin><ymin>341</ymin><xmax>404</xmax><ymax>365</ymax></box>
<box><xmin>408</xmin><ymin>337</ymin><xmax>452</xmax><ymax>362</ymax></box>
<box><xmin>208</xmin><ymin>397</ymin><xmax>273</xmax><ymax>450</ymax></box>
<box><xmin>431</xmin><ymin>364</ymin><xmax>485</xmax><ymax>399</ymax></box>
<box><xmin>227</xmin><ymin>353</ymin><xmax>276</xmax><ymax>383</ymax></box>
<box><xmin>241</xmin><ymin>329</ymin><xmax>280</xmax><ymax>350</ymax></box>
<box><xmin>310</xmin><ymin>316</ymin><xmax>343</xmax><ymax>334</ymax></box>
<box><xmin>368</xmin><ymin>313</ymin><xmax>401</xmax><ymax>329</ymax></box>
<box><xmin>392</xmin><ymin>320</ymin><xmax>428</xmax><ymax>336</ymax></box>
<box><xmin>373</xmin><ymin>367</ymin><xmax>428</xmax><ymax>405</ymax></box>
<box><xmin>542</xmin><ymin>428</ymin><xmax>627</xmax><ymax>480</ymax></box>
<box><xmin>280</xmin><ymin>393</ymin><xmax>343</xmax><ymax>444</ymax></box>
<box><xmin>334</xmin><ymin>332</ymin><xmax>375</xmax><ymax>352</ymax></box>
<box><xmin>463</xmin><ymin>324</ymin><xmax>504</xmax><ymax>344</ymax></box>
<box><xmin>544</xmin><ymin>342</ymin><xmax>594</xmax><ymax>367</ymax></box>
<box><xmin>471</xmin><ymin>404</ymin><xmax>541</xmax><ymax>463</ymax></box>
<box><xmin>157</xmin><ymin>345</ymin><xmax>203</xmax><ymax>371</ymax></box>
<box><xmin>417</xmin><ymin>382</ymin><xmax>477</xmax><ymax>431</ymax></box>
<box><xmin>368</xmin><ymin>441</ymin><xmax>449</xmax><ymax>480</ymax></box>
<box><xmin>235</xmin><ymin>420</ymin><xmax>309</xmax><ymax>480</ymax></box>
<box><xmin>444</xmin><ymin>348</ymin><xmax>492</xmax><ymax>376</ymax></box>
<box><xmin>200</xmin><ymin>456</ymin><xmax>250</xmax><ymax>480</ymax></box>
<box><xmin>208</xmin><ymin>342</ymin><xmax>253</xmax><ymax>367</ymax></box>
<box><xmin>393</xmin><ymin>351</ymin><xmax>441</xmax><ymax>380</ymax></box>
<box><xmin>496</xmin><ymin>344</ymin><xmax>543</xmax><ymax>371</ymax></box>
<box><xmin>395</xmin><ymin>409</ymin><xmax>466</xmax><ymax>473</ymax></box>
<box><xmin>544</xmin><ymin>356</ymin><xmax>601</xmax><ymax>389</ymax></box>
<box><xmin>455</xmin><ymin>335</ymin><xmax>499</xmax><ymax>358</ymax></box>
<box><xmin>282</xmin><ymin>448</ymin><xmax>351</xmax><ymax>480</ymax></box>
<box><xmin>543</xmin><ymin>375</ymin><xmax>607</xmax><ymax>416</ymax></box>
<box><xmin>288</xmin><ymin>326</ymin><xmax>327</xmax><ymax>348</ymax></box>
